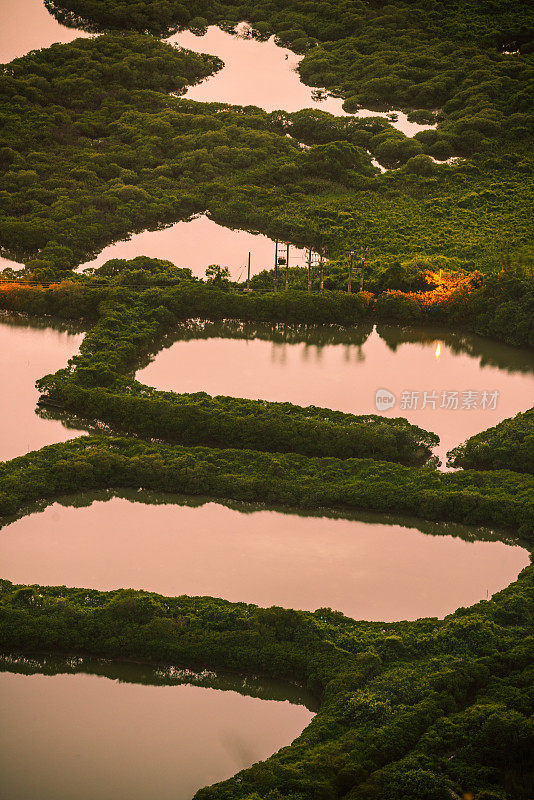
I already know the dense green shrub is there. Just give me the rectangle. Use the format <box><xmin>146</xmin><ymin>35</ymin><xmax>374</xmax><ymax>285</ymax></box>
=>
<box><xmin>44</xmin><ymin>0</ymin><xmax>534</xmax><ymax>160</ymax></box>
<box><xmin>448</xmin><ymin>409</ymin><xmax>534</xmax><ymax>473</ymax></box>
<box><xmin>0</xmin><ymin>551</ymin><xmax>532</xmax><ymax>799</ymax></box>
<box><xmin>0</xmin><ymin>436</ymin><xmax>532</xmax><ymax>537</ymax></box>
<box><xmin>18</xmin><ymin>271</ymin><xmax>436</xmax><ymax>465</ymax></box>
<box><xmin>0</xmin><ymin>32</ymin><xmax>532</xmax><ymax>278</ymax></box>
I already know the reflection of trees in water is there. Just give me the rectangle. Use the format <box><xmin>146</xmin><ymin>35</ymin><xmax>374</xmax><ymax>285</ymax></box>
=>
<box><xmin>0</xmin><ymin>652</ymin><xmax>318</xmax><ymax>709</ymax></box>
<box><xmin>0</xmin><ymin>310</ymin><xmax>86</xmax><ymax>336</ymax></box>
<box><xmin>137</xmin><ymin>318</ymin><xmax>373</xmax><ymax>371</ymax></box>
<box><xmin>44</xmin><ymin>0</ymin><xmax>129</xmax><ymax>35</ymax></box>
<box><xmin>4</xmin><ymin>487</ymin><xmax>525</xmax><ymax>552</ymax></box>
<box><xmin>376</xmin><ymin>324</ymin><xmax>534</xmax><ymax>374</ymax></box>
<box><xmin>36</xmin><ymin>406</ymin><xmax>117</xmax><ymax>436</ymax></box>
<box><xmin>143</xmin><ymin>318</ymin><xmax>533</xmax><ymax>376</ymax></box>
<box><xmin>165</xmin><ymin>319</ymin><xmax>373</xmax><ymax>346</ymax></box>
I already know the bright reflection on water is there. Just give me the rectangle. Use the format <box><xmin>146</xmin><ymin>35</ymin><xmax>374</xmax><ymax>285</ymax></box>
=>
<box><xmin>137</xmin><ymin>322</ymin><xmax>534</xmax><ymax>467</ymax></box>
<box><xmin>0</xmin><ymin>655</ymin><xmax>314</xmax><ymax>800</ymax></box>
<box><xmin>167</xmin><ymin>25</ymin><xmax>436</xmax><ymax>136</ymax></box>
<box><xmin>0</xmin><ymin>313</ymin><xmax>85</xmax><ymax>461</ymax></box>
<box><xmin>78</xmin><ymin>214</ymin><xmax>308</xmax><ymax>280</ymax></box>
<box><xmin>0</xmin><ymin>0</ymin><xmax>92</xmax><ymax>63</ymax></box>
<box><xmin>1</xmin><ymin>493</ymin><xmax>528</xmax><ymax>621</ymax></box>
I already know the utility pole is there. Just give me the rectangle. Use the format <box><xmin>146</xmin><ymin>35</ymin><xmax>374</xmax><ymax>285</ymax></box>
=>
<box><xmin>319</xmin><ymin>247</ymin><xmax>325</xmax><ymax>291</ymax></box>
<box><xmin>307</xmin><ymin>247</ymin><xmax>312</xmax><ymax>292</ymax></box>
<box><xmin>247</xmin><ymin>251</ymin><xmax>251</xmax><ymax>291</ymax></box>
<box><xmin>348</xmin><ymin>250</ymin><xmax>354</xmax><ymax>293</ymax></box>
<box><xmin>274</xmin><ymin>239</ymin><xmax>279</xmax><ymax>291</ymax></box>
<box><xmin>285</xmin><ymin>243</ymin><xmax>290</xmax><ymax>290</ymax></box>
<box><xmin>360</xmin><ymin>245</ymin><xmax>368</xmax><ymax>292</ymax></box>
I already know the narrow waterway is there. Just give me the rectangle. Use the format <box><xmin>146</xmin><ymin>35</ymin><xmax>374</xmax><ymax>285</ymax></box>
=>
<box><xmin>1</xmin><ymin>493</ymin><xmax>528</xmax><ymax>621</ymax></box>
<box><xmin>137</xmin><ymin>322</ymin><xmax>534</xmax><ymax>466</ymax></box>
<box><xmin>0</xmin><ymin>655</ymin><xmax>314</xmax><ymax>800</ymax></box>
<box><xmin>0</xmin><ymin>313</ymin><xmax>85</xmax><ymax>461</ymax></box>
<box><xmin>167</xmin><ymin>25</ymin><xmax>435</xmax><ymax>136</ymax></box>
<box><xmin>0</xmin><ymin>1</ymin><xmax>434</xmax><ymax>136</ymax></box>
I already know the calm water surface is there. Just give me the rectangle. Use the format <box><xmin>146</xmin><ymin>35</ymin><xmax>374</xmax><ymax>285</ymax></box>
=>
<box><xmin>78</xmin><ymin>214</ymin><xmax>308</xmax><ymax>280</ymax></box>
<box><xmin>1</xmin><ymin>2</ymin><xmax>433</xmax><ymax>137</ymax></box>
<box><xmin>138</xmin><ymin>322</ymin><xmax>534</xmax><ymax>466</ymax></box>
<box><xmin>167</xmin><ymin>25</ymin><xmax>435</xmax><ymax>136</ymax></box>
<box><xmin>0</xmin><ymin>314</ymin><xmax>85</xmax><ymax>461</ymax></box>
<box><xmin>1</xmin><ymin>493</ymin><xmax>528</xmax><ymax>620</ymax></box>
<box><xmin>0</xmin><ymin>656</ymin><xmax>314</xmax><ymax>800</ymax></box>
<box><xmin>0</xmin><ymin>0</ymin><xmax>92</xmax><ymax>63</ymax></box>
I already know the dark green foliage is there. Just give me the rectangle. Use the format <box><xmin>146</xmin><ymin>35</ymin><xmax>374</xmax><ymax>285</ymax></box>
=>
<box><xmin>0</xmin><ymin>556</ymin><xmax>532</xmax><ymax>799</ymax></box>
<box><xmin>247</xmin><ymin>262</ymin><xmax>534</xmax><ymax>347</ymax></box>
<box><xmin>0</xmin><ymin>5</ymin><xmax>532</xmax><ymax>796</ymax></box>
<box><xmin>0</xmin><ymin>32</ymin><xmax>532</xmax><ymax>278</ymax></box>
<box><xmin>448</xmin><ymin>409</ymin><xmax>534</xmax><ymax>473</ymax></box>
<box><xmin>0</xmin><ymin>435</ymin><xmax>532</xmax><ymax>537</ymax></box>
<box><xmin>45</xmin><ymin>0</ymin><xmax>534</xmax><ymax>155</ymax></box>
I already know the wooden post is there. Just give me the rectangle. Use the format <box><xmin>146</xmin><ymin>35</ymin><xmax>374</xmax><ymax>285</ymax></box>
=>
<box><xmin>360</xmin><ymin>246</ymin><xmax>368</xmax><ymax>292</ymax></box>
<box><xmin>285</xmin><ymin>243</ymin><xmax>289</xmax><ymax>290</ymax></box>
<box><xmin>348</xmin><ymin>251</ymin><xmax>353</xmax><ymax>293</ymax></box>
<box><xmin>247</xmin><ymin>251</ymin><xmax>251</xmax><ymax>291</ymax></box>
<box><xmin>307</xmin><ymin>248</ymin><xmax>312</xmax><ymax>292</ymax></box>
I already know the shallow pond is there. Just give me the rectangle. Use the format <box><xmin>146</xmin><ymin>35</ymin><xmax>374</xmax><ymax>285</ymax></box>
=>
<box><xmin>167</xmin><ymin>25</ymin><xmax>435</xmax><ymax>136</ymax></box>
<box><xmin>0</xmin><ymin>313</ymin><xmax>85</xmax><ymax>461</ymax></box>
<box><xmin>0</xmin><ymin>0</ymin><xmax>92</xmax><ymax>64</ymax></box>
<box><xmin>77</xmin><ymin>214</ymin><xmax>308</xmax><ymax>280</ymax></box>
<box><xmin>137</xmin><ymin>321</ymin><xmax>534</xmax><ymax>466</ymax></box>
<box><xmin>0</xmin><ymin>655</ymin><xmax>314</xmax><ymax>800</ymax></box>
<box><xmin>1</xmin><ymin>492</ymin><xmax>528</xmax><ymax>621</ymax></box>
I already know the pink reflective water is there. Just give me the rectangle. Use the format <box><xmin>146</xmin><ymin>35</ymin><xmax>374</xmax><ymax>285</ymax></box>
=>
<box><xmin>79</xmin><ymin>214</ymin><xmax>308</xmax><ymax>280</ymax></box>
<box><xmin>0</xmin><ymin>0</ymin><xmax>92</xmax><ymax>64</ymax></box>
<box><xmin>0</xmin><ymin>668</ymin><xmax>312</xmax><ymax>800</ymax></box>
<box><xmin>138</xmin><ymin>325</ymin><xmax>534</xmax><ymax>466</ymax></box>
<box><xmin>0</xmin><ymin>314</ymin><xmax>85</xmax><ymax>460</ymax></box>
<box><xmin>0</xmin><ymin>2</ymin><xmax>433</xmax><ymax>137</ymax></box>
<box><xmin>167</xmin><ymin>25</ymin><xmax>435</xmax><ymax>136</ymax></box>
<box><xmin>1</xmin><ymin>496</ymin><xmax>528</xmax><ymax>621</ymax></box>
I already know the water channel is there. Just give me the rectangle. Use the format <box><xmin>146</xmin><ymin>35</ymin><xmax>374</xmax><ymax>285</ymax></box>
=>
<box><xmin>166</xmin><ymin>24</ymin><xmax>436</xmax><ymax>136</ymax></box>
<box><xmin>0</xmin><ymin>313</ymin><xmax>85</xmax><ymax>461</ymax></box>
<box><xmin>1</xmin><ymin>492</ymin><xmax>528</xmax><ymax>622</ymax></box>
<box><xmin>0</xmin><ymin>654</ymin><xmax>315</xmax><ymax>800</ymax></box>
<box><xmin>137</xmin><ymin>321</ymin><xmax>534</xmax><ymax>466</ymax></box>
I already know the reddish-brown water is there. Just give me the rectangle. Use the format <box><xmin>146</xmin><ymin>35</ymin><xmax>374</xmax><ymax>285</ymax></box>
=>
<box><xmin>0</xmin><ymin>658</ymin><xmax>314</xmax><ymax>800</ymax></box>
<box><xmin>137</xmin><ymin>322</ymin><xmax>534</xmax><ymax>466</ymax></box>
<box><xmin>1</xmin><ymin>494</ymin><xmax>528</xmax><ymax>621</ymax></box>
<box><xmin>0</xmin><ymin>314</ymin><xmax>85</xmax><ymax>461</ymax></box>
